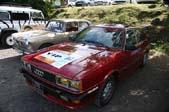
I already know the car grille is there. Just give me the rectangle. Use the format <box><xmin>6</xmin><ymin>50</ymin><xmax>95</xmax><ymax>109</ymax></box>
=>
<box><xmin>14</xmin><ymin>39</ymin><xmax>26</xmax><ymax>48</ymax></box>
<box><xmin>31</xmin><ymin>65</ymin><xmax>56</xmax><ymax>83</ymax></box>
<box><xmin>23</xmin><ymin>72</ymin><xmax>69</xmax><ymax>101</ymax></box>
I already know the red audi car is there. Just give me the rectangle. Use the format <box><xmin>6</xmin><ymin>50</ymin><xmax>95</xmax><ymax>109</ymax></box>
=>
<box><xmin>20</xmin><ymin>24</ymin><xmax>150</xmax><ymax>109</ymax></box>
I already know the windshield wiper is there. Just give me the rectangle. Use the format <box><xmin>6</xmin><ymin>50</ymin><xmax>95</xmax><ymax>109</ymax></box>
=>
<box><xmin>83</xmin><ymin>40</ymin><xmax>110</xmax><ymax>49</ymax></box>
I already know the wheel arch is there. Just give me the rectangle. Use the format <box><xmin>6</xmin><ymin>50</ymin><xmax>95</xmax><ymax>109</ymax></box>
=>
<box><xmin>0</xmin><ymin>28</ymin><xmax>18</xmax><ymax>38</ymax></box>
<box><xmin>23</xmin><ymin>25</ymin><xmax>33</xmax><ymax>31</ymax></box>
<box><xmin>103</xmin><ymin>70</ymin><xmax>120</xmax><ymax>83</ymax></box>
<box><xmin>1</xmin><ymin>28</ymin><xmax>18</xmax><ymax>34</ymax></box>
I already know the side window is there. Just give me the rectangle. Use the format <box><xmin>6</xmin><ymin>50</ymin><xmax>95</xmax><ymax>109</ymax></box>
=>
<box><xmin>11</xmin><ymin>13</ymin><xmax>29</xmax><ymax>20</ymax></box>
<box><xmin>31</xmin><ymin>12</ymin><xmax>44</xmax><ymax>20</ymax></box>
<box><xmin>0</xmin><ymin>12</ymin><xmax>10</xmax><ymax>20</ymax></box>
<box><xmin>112</xmin><ymin>31</ymin><xmax>123</xmax><ymax>48</ymax></box>
<box><xmin>79</xmin><ymin>22</ymin><xmax>89</xmax><ymax>31</ymax></box>
<box><xmin>126</xmin><ymin>29</ymin><xmax>137</xmax><ymax>46</ymax></box>
<box><xmin>46</xmin><ymin>21</ymin><xmax>63</xmax><ymax>32</ymax></box>
<box><xmin>135</xmin><ymin>29</ymin><xmax>142</xmax><ymax>42</ymax></box>
<box><xmin>66</xmin><ymin>22</ymin><xmax>78</xmax><ymax>32</ymax></box>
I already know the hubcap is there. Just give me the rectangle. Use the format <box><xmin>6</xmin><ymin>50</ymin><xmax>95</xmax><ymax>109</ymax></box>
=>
<box><xmin>102</xmin><ymin>81</ymin><xmax>113</xmax><ymax>101</ymax></box>
<box><xmin>6</xmin><ymin>35</ymin><xmax>14</xmax><ymax>46</ymax></box>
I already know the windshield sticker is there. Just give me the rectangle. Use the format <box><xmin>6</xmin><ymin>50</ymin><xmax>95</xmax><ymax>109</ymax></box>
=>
<box><xmin>34</xmin><ymin>50</ymin><xmax>81</xmax><ymax>69</ymax></box>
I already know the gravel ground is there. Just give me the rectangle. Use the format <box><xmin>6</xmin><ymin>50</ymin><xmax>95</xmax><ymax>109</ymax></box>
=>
<box><xmin>0</xmin><ymin>48</ymin><xmax>169</xmax><ymax>112</ymax></box>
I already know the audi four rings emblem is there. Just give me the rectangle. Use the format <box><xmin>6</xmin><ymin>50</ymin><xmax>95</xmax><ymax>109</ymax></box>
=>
<box><xmin>34</xmin><ymin>68</ymin><xmax>44</xmax><ymax>77</ymax></box>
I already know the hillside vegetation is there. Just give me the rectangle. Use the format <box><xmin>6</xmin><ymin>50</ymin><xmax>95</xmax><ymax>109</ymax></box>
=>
<box><xmin>50</xmin><ymin>4</ymin><xmax>169</xmax><ymax>54</ymax></box>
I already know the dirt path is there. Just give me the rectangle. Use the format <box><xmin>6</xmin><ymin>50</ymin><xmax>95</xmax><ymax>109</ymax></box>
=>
<box><xmin>0</xmin><ymin>48</ymin><xmax>169</xmax><ymax>112</ymax></box>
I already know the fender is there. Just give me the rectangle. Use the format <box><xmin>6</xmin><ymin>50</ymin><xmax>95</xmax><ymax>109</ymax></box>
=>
<box><xmin>1</xmin><ymin>28</ymin><xmax>18</xmax><ymax>34</ymax></box>
<box><xmin>0</xmin><ymin>28</ymin><xmax>18</xmax><ymax>38</ymax></box>
<box><xmin>83</xmin><ymin>70</ymin><xmax>120</xmax><ymax>93</ymax></box>
<box><xmin>102</xmin><ymin>70</ymin><xmax>119</xmax><ymax>84</ymax></box>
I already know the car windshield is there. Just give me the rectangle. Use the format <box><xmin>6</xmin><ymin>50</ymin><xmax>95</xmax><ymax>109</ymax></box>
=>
<box><xmin>31</xmin><ymin>12</ymin><xmax>44</xmax><ymax>19</ymax></box>
<box><xmin>74</xmin><ymin>27</ymin><xmax>123</xmax><ymax>49</ymax></box>
<box><xmin>0</xmin><ymin>11</ymin><xmax>10</xmax><ymax>20</ymax></box>
<box><xmin>46</xmin><ymin>20</ymin><xmax>64</xmax><ymax>32</ymax></box>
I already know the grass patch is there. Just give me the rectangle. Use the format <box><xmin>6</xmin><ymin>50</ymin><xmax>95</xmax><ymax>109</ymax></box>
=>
<box><xmin>51</xmin><ymin>4</ymin><xmax>168</xmax><ymax>26</ymax></box>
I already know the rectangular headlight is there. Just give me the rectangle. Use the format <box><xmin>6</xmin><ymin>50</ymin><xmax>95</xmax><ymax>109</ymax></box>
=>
<box><xmin>59</xmin><ymin>77</ymin><xmax>69</xmax><ymax>87</ymax></box>
<box><xmin>55</xmin><ymin>76</ymin><xmax>82</xmax><ymax>91</ymax></box>
<box><xmin>70</xmin><ymin>80</ymin><xmax>82</xmax><ymax>90</ymax></box>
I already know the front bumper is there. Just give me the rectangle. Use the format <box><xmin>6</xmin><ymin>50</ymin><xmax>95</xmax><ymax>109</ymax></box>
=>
<box><xmin>21</xmin><ymin>69</ymin><xmax>97</xmax><ymax>109</ymax></box>
<box><xmin>13</xmin><ymin>44</ymin><xmax>33</xmax><ymax>54</ymax></box>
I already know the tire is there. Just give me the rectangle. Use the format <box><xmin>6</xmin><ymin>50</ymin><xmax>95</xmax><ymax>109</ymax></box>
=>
<box><xmin>141</xmin><ymin>52</ymin><xmax>149</xmax><ymax>67</ymax></box>
<box><xmin>1</xmin><ymin>32</ymin><xmax>16</xmax><ymax>48</ymax></box>
<box><xmin>39</xmin><ymin>43</ymin><xmax>53</xmax><ymax>50</ymax></box>
<box><xmin>95</xmin><ymin>76</ymin><xmax>116</xmax><ymax>107</ymax></box>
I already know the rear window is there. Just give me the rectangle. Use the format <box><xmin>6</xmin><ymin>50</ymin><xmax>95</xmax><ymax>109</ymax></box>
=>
<box><xmin>11</xmin><ymin>13</ymin><xmax>29</xmax><ymax>20</ymax></box>
<box><xmin>0</xmin><ymin>12</ymin><xmax>10</xmax><ymax>20</ymax></box>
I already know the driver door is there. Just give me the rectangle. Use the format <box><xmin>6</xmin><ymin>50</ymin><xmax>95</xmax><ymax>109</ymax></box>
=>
<box><xmin>119</xmin><ymin>29</ymin><xmax>141</xmax><ymax>80</ymax></box>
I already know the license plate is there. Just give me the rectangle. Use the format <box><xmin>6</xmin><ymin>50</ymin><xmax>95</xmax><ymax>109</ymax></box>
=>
<box><xmin>32</xmin><ymin>80</ymin><xmax>44</xmax><ymax>95</ymax></box>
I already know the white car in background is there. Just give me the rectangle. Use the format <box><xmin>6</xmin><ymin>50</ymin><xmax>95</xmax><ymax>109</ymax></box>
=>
<box><xmin>75</xmin><ymin>0</ymin><xmax>95</xmax><ymax>6</ymax></box>
<box><xmin>106</xmin><ymin>0</ymin><xmax>116</xmax><ymax>4</ymax></box>
<box><xmin>95</xmin><ymin>0</ymin><xmax>106</xmax><ymax>5</ymax></box>
<box><xmin>67</xmin><ymin>0</ymin><xmax>77</xmax><ymax>6</ymax></box>
<box><xmin>0</xmin><ymin>5</ymin><xmax>45</xmax><ymax>47</ymax></box>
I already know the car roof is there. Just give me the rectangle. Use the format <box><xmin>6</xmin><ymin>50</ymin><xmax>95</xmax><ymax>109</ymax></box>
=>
<box><xmin>95</xmin><ymin>24</ymin><xmax>126</xmax><ymax>29</ymax></box>
<box><xmin>0</xmin><ymin>6</ymin><xmax>42</xmax><ymax>13</ymax></box>
<box><xmin>51</xmin><ymin>19</ymin><xmax>91</xmax><ymax>23</ymax></box>
<box><xmin>95</xmin><ymin>24</ymin><xmax>148</xmax><ymax>30</ymax></box>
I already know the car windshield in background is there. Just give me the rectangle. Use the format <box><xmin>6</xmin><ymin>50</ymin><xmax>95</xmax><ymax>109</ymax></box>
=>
<box><xmin>0</xmin><ymin>12</ymin><xmax>10</xmax><ymax>20</ymax></box>
<box><xmin>46</xmin><ymin>21</ymin><xmax>64</xmax><ymax>32</ymax></box>
<box><xmin>31</xmin><ymin>12</ymin><xmax>44</xmax><ymax>20</ymax></box>
<box><xmin>74</xmin><ymin>27</ymin><xmax>123</xmax><ymax>49</ymax></box>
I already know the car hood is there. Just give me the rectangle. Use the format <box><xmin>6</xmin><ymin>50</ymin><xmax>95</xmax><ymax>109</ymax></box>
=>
<box><xmin>13</xmin><ymin>30</ymin><xmax>56</xmax><ymax>41</ymax></box>
<box><xmin>29</xmin><ymin>43</ymin><xmax>115</xmax><ymax>80</ymax></box>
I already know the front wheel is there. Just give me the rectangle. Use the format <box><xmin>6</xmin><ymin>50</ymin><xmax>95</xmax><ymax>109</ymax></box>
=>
<box><xmin>1</xmin><ymin>32</ymin><xmax>15</xmax><ymax>48</ymax></box>
<box><xmin>95</xmin><ymin>76</ymin><xmax>116</xmax><ymax>107</ymax></box>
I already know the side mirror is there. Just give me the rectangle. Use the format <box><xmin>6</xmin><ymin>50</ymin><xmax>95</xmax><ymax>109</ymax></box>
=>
<box><xmin>125</xmin><ymin>45</ymin><xmax>137</xmax><ymax>50</ymax></box>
